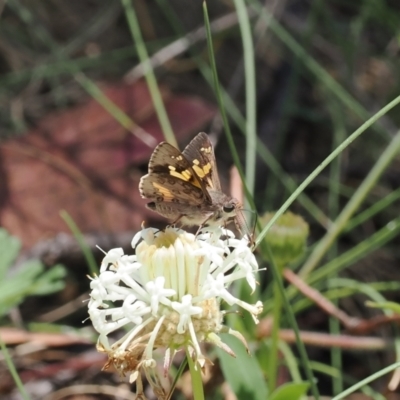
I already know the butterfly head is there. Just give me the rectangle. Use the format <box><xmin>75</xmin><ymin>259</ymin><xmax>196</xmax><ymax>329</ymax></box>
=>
<box><xmin>205</xmin><ymin>190</ymin><xmax>240</xmax><ymax>224</ymax></box>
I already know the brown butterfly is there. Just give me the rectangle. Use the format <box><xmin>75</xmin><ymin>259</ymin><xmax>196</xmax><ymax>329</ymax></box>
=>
<box><xmin>139</xmin><ymin>132</ymin><xmax>247</xmax><ymax>232</ymax></box>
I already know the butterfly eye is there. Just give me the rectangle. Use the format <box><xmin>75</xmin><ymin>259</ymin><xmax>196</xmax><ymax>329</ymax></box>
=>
<box><xmin>223</xmin><ymin>204</ymin><xmax>235</xmax><ymax>213</ymax></box>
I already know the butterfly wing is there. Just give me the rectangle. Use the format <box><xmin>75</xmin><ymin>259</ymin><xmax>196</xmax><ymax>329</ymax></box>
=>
<box><xmin>182</xmin><ymin>132</ymin><xmax>222</xmax><ymax>191</ymax></box>
<box><xmin>139</xmin><ymin>141</ymin><xmax>211</xmax><ymax>205</ymax></box>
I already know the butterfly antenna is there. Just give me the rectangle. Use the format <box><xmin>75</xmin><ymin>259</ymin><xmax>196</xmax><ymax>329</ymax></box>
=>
<box><xmin>235</xmin><ymin>208</ymin><xmax>257</xmax><ymax>247</ymax></box>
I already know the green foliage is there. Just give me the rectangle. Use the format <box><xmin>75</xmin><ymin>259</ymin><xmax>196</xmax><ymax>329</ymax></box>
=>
<box><xmin>218</xmin><ymin>334</ymin><xmax>269</xmax><ymax>400</ymax></box>
<box><xmin>268</xmin><ymin>382</ymin><xmax>310</xmax><ymax>400</ymax></box>
<box><xmin>366</xmin><ymin>300</ymin><xmax>400</xmax><ymax>314</ymax></box>
<box><xmin>0</xmin><ymin>228</ymin><xmax>66</xmax><ymax>318</ymax></box>
<box><xmin>0</xmin><ymin>228</ymin><xmax>20</xmax><ymax>279</ymax></box>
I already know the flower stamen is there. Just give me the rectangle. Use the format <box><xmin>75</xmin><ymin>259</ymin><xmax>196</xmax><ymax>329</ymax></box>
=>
<box><xmin>87</xmin><ymin>226</ymin><xmax>263</xmax><ymax>390</ymax></box>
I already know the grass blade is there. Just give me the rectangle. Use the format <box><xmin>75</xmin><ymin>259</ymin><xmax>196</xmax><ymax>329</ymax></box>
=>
<box><xmin>232</xmin><ymin>0</ymin><xmax>256</xmax><ymax>198</ymax></box>
<box><xmin>120</xmin><ymin>0</ymin><xmax>177</xmax><ymax>147</ymax></box>
<box><xmin>256</xmin><ymin>94</ymin><xmax>400</xmax><ymax>249</ymax></box>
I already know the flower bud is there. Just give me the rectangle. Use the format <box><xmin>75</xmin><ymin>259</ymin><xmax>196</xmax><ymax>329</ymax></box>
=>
<box><xmin>261</xmin><ymin>211</ymin><xmax>309</xmax><ymax>267</ymax></box>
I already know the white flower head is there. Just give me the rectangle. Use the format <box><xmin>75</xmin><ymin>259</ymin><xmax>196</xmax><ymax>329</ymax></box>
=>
<box><xmin>88</xmin><ymin>226</ymin><xmax>262</xmax><ymax>381</ymax></box>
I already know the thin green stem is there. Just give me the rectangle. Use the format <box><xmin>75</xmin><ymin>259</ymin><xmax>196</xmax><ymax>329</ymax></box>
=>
<box><xmin>300</xmin><ymin>127</ymin><xmax>400</xmax><ymax>279</ymax></box>
<box><xmin>203</xmin><ymin>2</ymin><xmax>255</xmax><ymax>209</ymax></box>
<box><xmin>0</xmin><ymin>335</ymin><xmax>30</xmax><ymax>400</ymax></box>
<box><xmin>247</xmin><ymin>0</ymin><xmax>389</xmax><ymax>139</ymax></box>
<box><xmin>74</xmin><ymin>73</ymin><xmax>157</xmax><ymax>148</ymax></box>
<box><xmin>344</xmin><ymin>187</ymin><xmax>400</xmax><ymax>232</ymax></box>
<box><xmin>278</xmin><ymin>342</ymin><xmax>303</xmax><ymax>383</ymax></box>
<box><xmin>256</xmin><ymin>94</ymin><xmax>400</xmax><ymax>249</ymax></box>
<box><xmin>332</xmin><ymin>362</ymin><xmax>400</xmax><ymax>400</ymax></box>
<box><xmin>232</xmin><ymin>0</ymin><xmax>256</xmax><ymax>198</ymax></box>
<box><xmin>268</xmin><ymin>280</ymin><xmax>282</xmax><ymax>392</ymax></box>
<box><xmin>166</xmin><ymin>359</ymin><xmax>187</xmax><ymax>400</ymax></box>
<box><xmin>186</xmin><ymin>348</ymin><xmax>204</xmax><ymax>400</ymax></box>
<box><xmin>327</xmin><ymin>98</ymin><xmax>345</xmax><ymax>395</ymax></box>
<box><xmin>60</xmin><ymin>210</ymin><xmax>98</xmax><ymax>275</ymax></box>
<box><xmin>0</xmin><ymin>44</ymin><xmax>170</xmax><ymax>86</ymax></box>
<box><xmin>262</xmin><ymin>242</ymin><xmax>320</xmax><ymax>400</ymax></box>
<box><xmin>7</xmin><ymin>0</ymin><xmax>157</xmax><ymax>149</ymax></box>
<box><xmin>307</xmin><ymin>216</ymin><xmax>400</xmax><ymax>286</ymax></box>
<box><xmin>120</xmin><ymin>0</ymin><xmax>177</xmax><ymax>147</ymax></box>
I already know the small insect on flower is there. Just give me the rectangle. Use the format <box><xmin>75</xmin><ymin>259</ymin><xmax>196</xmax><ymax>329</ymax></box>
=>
<box><xmin>87</xmin><ymin>226</ymin><xmax>263</xmax><ymax>388</ymax></box>
<box><xmin>139</xmin><ymin>132</ymin><xmax>251</xmax><ymax>238</ymax></box>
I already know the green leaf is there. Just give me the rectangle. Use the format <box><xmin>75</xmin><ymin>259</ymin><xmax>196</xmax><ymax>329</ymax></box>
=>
<box><xmin>366</xmin><ymin>300</ymin><xmax>400</xmax><ymax>314</ymax></box>
<box><xmin>0</xmin><ymin>228</ymin><xmax>21</xmax><ymax>279</ymax></box>
<box><xmin>29</xmin><ymin>264</ymin><xmax>66</xmax><ymax>295</ymax></box>
<box><xmin>14</xmin><ymin>260</ymin><xmax>44</xmax><ymax>280</ymax></box>
<box><xmin>0</xmin><ymin>256</ymin><xmax>66</xmax><ymax>317</ymax></box>
<box><xmin>217</xmin><ymin>334</ymin><xmax>268</xmax><ymax>400</ymax></box>
<box><xmin>269</xmin><ymin>382</ymin><xmax>310</xmax><ymax>400</ymax></box>
<box><xmin>0</xmin><ymin>261</ymin><xmax>43</xmax><ymax>302</ymax></box>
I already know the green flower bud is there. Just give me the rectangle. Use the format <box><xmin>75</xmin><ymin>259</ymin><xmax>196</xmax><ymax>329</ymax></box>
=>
<box><xmin>261</xmin><ymin>211</ymin><xmax>309</xmax><ymax>267</ymax></box>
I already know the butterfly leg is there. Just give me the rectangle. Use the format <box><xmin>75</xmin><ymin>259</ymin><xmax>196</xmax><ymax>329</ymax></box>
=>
<box><xmin>194</xmin><ymin>213</ymin><xmax>216</xmax><ymax>236</ymax></box>
<box><xmin>195</xmin><ymin>224</ymin><xmax>204</xmax><ymax>236</ymax></box>
<box><xmin>169</xmin><ymin>214</ymin><xmax>187</xmax><ymax>228</ymax></box>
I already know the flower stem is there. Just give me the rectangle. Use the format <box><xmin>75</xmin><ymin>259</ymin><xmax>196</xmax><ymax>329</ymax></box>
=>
<box><xmin>0</xmin><ymin>335</ymin><xmax>30</xmax><ymax>400</ymax></box>
<box><xmin>269</xmin><ymin>279</ymin><xmax>283</xmax><ymax>392</ymax></box>
<box><xmin>186</xmin><ymin>348</ymin><xmax>205</xmax><ymax>400</ymax></box>
<box><xmin>262</xmin><ymin>242</ymin><xmax>320</xmax><ymax>399</ymax></box>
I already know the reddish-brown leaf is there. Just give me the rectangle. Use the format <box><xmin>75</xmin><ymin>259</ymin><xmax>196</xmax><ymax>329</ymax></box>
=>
<box><xmin>0</xmin><ymin>81</ymin><xmax>216</xmax><ymax>248</ymax></box>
